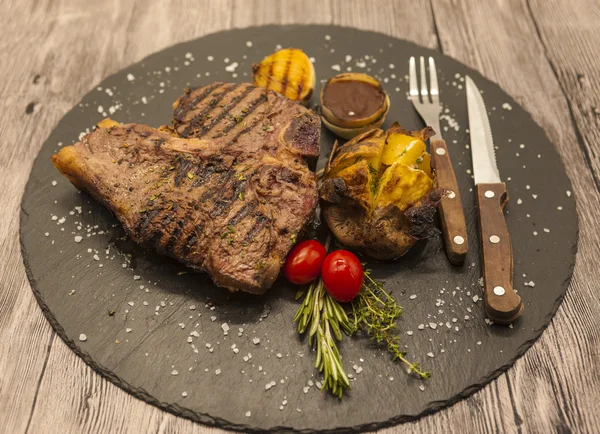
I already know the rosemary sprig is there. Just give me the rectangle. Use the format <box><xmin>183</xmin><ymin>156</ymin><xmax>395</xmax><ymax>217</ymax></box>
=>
<box><xmin>294</xmin><ymin>278</ymin><xmax>353</xmax><ymax>398</ymax></box>
<box><xmin>350</xmin><ymin>269</ymin><xmax>430</xmax><ymax>379</ymax></box>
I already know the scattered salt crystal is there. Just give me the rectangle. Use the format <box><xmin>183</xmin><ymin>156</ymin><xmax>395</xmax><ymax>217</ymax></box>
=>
<box><xmin>429</xmin><ymin>322</ymin><xmax>437</xmax><ymax>330</ymax></box>
<box><xmin>187</xmin><ymin>337</ymin><xmax>193</xmax><ymax>343</ymax></box>
<box><xmin>566</xmin><ymin>190</ymin><xmax>572</xmax><ymax>197</ymax></box>
<box><xmin>528</xmin><ymin>281</ymin><xmax>535</xmax><ymax>287</ymax></box>
<box><xmin>190</xmin><ymin>331</ymin><xmax>200</xmax><ymax>337</ymax></box>
<box><xmin>225</xmin><ymin>62</ymin><xmax>239</xmax><ymax>72</ymax></box>
<box><xmin>419</xmin><ymin>385</ymin><xmax>425</xmax><ymax>391</ymax></box>
<box><xmin>276</xmin><ymin>353</ymin><xmax>282</xmax><ymax>359</ymax></box>
<box><xmin>245</xmin><ymin>411</ymin><xmax>251</xmax><ymax>417</ymax></box>
<box><xmin>160</xmin><ymin>301</ymin><xmax>166</xmax><ymax>307</ymax></box>
<box><xmin>171</xmin><ymin>370</ymin><xmax>178</xmax><ymax>375</ymax></box>
<box><xmin>389</xmin><ymin>63</ymin><xmax>395</xmax><ymax>69</ymax></box>
<box><xmin>352</xmin><ymin>364</ymin><xmax>363</xmax><ymax>374</ymax></box>
<box><xmin>427</xmin><ymin>352</ymin><xmax>434</xmax><ymax>358</ymax></box>
<box><xmin>221</xmin><ymin>323</ymin><xmax>230</xmax><ymax>334</ymax></box>
<box><xmin>533</xmin><ymin>231</ymin><xmax>538</xmax><ymax>236</ymax></box>
<box><xmin>517</xmin><ymin>198</ymin><xmax>522</xmax><ymax>205</ymax></box>
<box><xmin>74</xmin><ymin>236</ymin><xmax>82</xmax><ymax>243</ymax></box>
<box><xmin>472</xmin><ymin>295</ymin><xmax>479</xmax><ymax>303</ymax></box>
<box><xmin>406</xmin><ymin>331</ymin><xmax>413</xmax><ymax>336</ymax></box>
<box><xmin>128</xmin><ymin>301</ymin><xmax>134</xmax><ymax>307</ymax></box>
<box><xmin>253</xmin><ymin>337</ymin><xmax>261</xmax><ymax>345</ymax></box>
<box><xmin>477</xmin><ymin>341</ymin><xmax>482</xmax><ymax>345</ymax></box>
<box><xmin>45</xmin><ymin>232</ymin><xmax>49</xmax><ymax>237</ymax></box>
<box><xmin>127</xmin><ymin>73</ymin><xmax>135</xmax><ymax>81</ymax></box>
<box><xmin>133</xmin><ymin>275</ymin><xmax>141</xmax><ymax>280</ymax></box>
<box><xmin>182</xmin><ymin>391</ymin><xmax>188</xmax><ymax>397</ymax></box>
<box><xmin>325</xmin><ymin>35</ymin><xmax>331</xmax><ymax>40</ymax></box>
<box><xmin>79</xmin><ymin>334</ymin><xmax>87</xmax><ymax>342</ymax></box>
<box><xmin>418</xmin><ymin>324</ymin><xmax>425</xmax><ymax>330</ymax></box>
<box><xmin>93</xmin><ymin>254</ymin><xmax>100</xmax><ymax>261</ymax></box>
<box><xmin>331</xmin><ymin>64</ymin><xmax>341</xmax><ymax>71</ymax></box>
<box><xmin>215</xmin><ymin>369</ymin><xmax>221</xmax><ymax>375</ymax></box>
<box><xmin>126</xmin><ymin>328</ymin><xmax>132</xmax><ymax>333</ymax></box>
<box><xmin>210</xmin><ymin>316</ymin><xmax>217</xmax><ymax>322</ymax></box>
<box><xmin>543</xmin><ymin>228</ymin><xmax>550</xmax><ymax>233</ymax></box>
<box><xmin>526</xmin><ymin>185</ymin><xmax>531</xmax><ymax>190</ymax></box>
<box><xmin>409</xmin><ymin>294</ymin><xmax>417</xmax><ymax>300</ymax></box>
<box><xmin>532</xmin><ymin>194</ymin><xmax>538</xmax><ymax>199</ymax></box>
<box><xmin>502</xmin><ymin>102</ymin><xmax>512</xmax><ymax>110</ymax></box>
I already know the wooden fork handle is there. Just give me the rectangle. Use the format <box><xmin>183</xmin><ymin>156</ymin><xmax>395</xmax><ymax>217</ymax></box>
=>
<box><xmin>431</xmin><ymin>138</ymin><xmax>468</xmax><ymax>265</ymax></box>
<box><xmin>476</xmin><ymin>183</ymin><xmax>524</xmax><ymax>324</ymax></box>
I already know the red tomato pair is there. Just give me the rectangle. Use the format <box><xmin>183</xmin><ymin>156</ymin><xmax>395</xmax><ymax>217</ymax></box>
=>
<box><xmin>283</xmin><ymin>240</ymin><xmax>363</xmax><ymax>302</ymax></box>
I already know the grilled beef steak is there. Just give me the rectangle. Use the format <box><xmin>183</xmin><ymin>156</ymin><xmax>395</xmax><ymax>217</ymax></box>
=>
<box><xmin>52</xmin><ymin>83</ymin><xmax>320</xmax><ymax>294</ymax></box>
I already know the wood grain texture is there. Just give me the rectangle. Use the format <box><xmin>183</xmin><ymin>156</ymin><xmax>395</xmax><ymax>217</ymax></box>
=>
<box><xmin>431</xmin><ymin>138</ymin><xmax>469</xmax><ymax>265</ymax></box>
<box><xmin>0</xmin><ymin>0</ymin><xmax>598</xmax><ymax>433</ymax></box>
<box><xmin>476</xmin><ymin>183</ymin><xmax>523</xmax><ymax>324</ymax></box>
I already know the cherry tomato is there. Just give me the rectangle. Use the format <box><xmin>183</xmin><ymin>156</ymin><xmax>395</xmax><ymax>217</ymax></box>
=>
<box><xmin>321</xmin><ymin>250</ymin><xmax>364</xmax><ymax>302</ymax></box>
<box><xmin>284</xmin><ymin>240</ymin><xmax>327</xmax><ymax>285</ymax></box>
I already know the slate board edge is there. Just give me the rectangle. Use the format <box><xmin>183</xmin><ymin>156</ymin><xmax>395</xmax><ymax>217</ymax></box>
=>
<box><xmin>19</xmin><ymin>24</ymin><xmax>579</xmax><ymax>433</ymax></box>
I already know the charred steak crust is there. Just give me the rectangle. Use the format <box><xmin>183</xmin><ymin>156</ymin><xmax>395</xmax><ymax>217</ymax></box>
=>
<box><xmin>52</xmin><ymin>83</ymin><xmax>320</xmax><ymax>294</ymax></box>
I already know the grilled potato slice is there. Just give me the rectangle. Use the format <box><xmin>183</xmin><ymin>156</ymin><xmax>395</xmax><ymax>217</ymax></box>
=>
<box><xmin>320</xmin><ymin>122</ymin><xmax>443</xmax><ymax>260</ymax></box>
<box><xmin>252</xmin><ymin>48</ymin><xmax>315</xmax><ymax>104</ymax></box>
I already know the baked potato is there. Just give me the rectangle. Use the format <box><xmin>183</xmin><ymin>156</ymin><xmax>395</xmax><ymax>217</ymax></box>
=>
<box><xmin>320</xmin><ymin>123</ymin><xmax>444</xmax><ymax>260</ymax></box>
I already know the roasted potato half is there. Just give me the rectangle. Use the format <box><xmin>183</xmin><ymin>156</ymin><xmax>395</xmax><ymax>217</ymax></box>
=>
<box><xmin>320</xmin><ymin>123</ymin><xmax>444</xmax><ymax>260</ymax></box>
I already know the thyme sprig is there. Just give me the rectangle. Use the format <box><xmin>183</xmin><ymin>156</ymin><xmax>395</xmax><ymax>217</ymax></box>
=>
<box><xmin>350</xmin><ymin>269</ymin><xmax>430</xmax><ymax>379</ymax></box>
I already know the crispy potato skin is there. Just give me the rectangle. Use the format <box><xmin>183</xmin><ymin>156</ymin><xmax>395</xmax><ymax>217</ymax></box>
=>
<box><xmin>320</xmin><ymin>123</ymin><xmax>443</xmax><ymax>260</ymax></box>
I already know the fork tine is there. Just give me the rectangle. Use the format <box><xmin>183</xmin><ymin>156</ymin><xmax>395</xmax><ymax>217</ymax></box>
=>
<box><xmin>429</xmin><ymin>57</ymin><xmax>439</xmax><ymax>98</ymax></box>
<box><xmin>409</xmin><ymin>57</ymin><xmax>419</xmax><ymax>97</ymax></box>
<box><xmin>419</xmin><ymin>56</ymin><xmax>428</xmax><ymax>100</ymax></box>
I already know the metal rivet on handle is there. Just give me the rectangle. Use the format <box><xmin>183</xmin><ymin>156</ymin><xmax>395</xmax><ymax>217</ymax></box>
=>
<box><xmin>435</xmin><ymin>148</ymin><xmax>446</xmax><ymax>156</ymax></box>
<box><xmin>484</xmin><ymin>190</ymin><xmax>495</xmax><ymax>198</ymax></box>
<box><xmin>489</xmin><ymin>235</ymin><xmax>500</xmax><ymax>244</ymax></box>
<box><xmin>493</xmin><ymin>286</ymin><xmax>506</xmax><ymax>296</ymax></box>
<box><xmin>453</xmin><ymin>235</ymin><xmax>465</xmax><ymax>245</ymax></box>
<box><xmin>447</xmin><ymin>190</ymin><xmax>456</xmax><ymax>199</ymax></box>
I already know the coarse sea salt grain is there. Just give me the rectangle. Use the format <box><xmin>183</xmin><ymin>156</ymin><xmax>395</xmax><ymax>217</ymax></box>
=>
<box><xmin>245</xmin><ymin>411</ymin><xmax>251</xmax><ymax>417</ymax></box>
<box><xmin>331</xmin><ymin>64</ymin><xmax>341</xmax><ymax>71</ymax></box>
<box><xmin>253</xmin><ymin>337</ymin><xmax>261</xmax><ymax>345</ymax></box>
<box><xmin>172</xmin><ymin>370</ymin><xmax>178</xmax><ymax>376</ymax></box>
<box><xmin>74</xmin><ymin>236</ymin><xmax>83</xmax><ymax>243</ymax></box>
<box><xmin>79</xmin><ymin>333</ymin><xmax>87</xmax><ymax>342</ymax></box>
<box><xmin>182</xmin><ymin>391</ymin><xmax>188</xmax><ymax>397</ymax></box>
<box><xmin>127</xmin><ymin>73</ymin><xmax>135</xmax><ymax>81</ymax></box>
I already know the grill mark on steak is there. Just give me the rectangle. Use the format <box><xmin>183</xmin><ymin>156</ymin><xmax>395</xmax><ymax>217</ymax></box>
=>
<box><xmin>220</xmin><ymin>93</ymin><xmax>268</xmax><ymax>137</ymax></box>
<box><xmin>137</xmin><ymin>208</ymin><xmax>161</xmax><ymax>235</ymax></box>
<box><xmin>209</xmin><ymin>178</ymin><xmax>246</xmax><ymax>219</ymax></box>
<box><xmin>227</xmin><ymin>200</ymin><xmax>258</xmax><ymax>226</ymax></box>
<box><xmin>181</xmin><ymin>83</ymin><xmax>240</xmax><ymax>137</ymax></box>
<box><xmin>244</xmin><ymin>214</ymin><xmax>270</xmax><ymax>243</ymax></box>
<box><xmin>174</xmin><ymin>83</ymin><xmax>222</xmax><ymax>123</ymax></box>
<box><xmin>194</xmin><ymin>85</ymin><xmax>256</xmax><ymax>138</ymax></box>
<box><xmin>225</xmin><ymin>118</ymin><xmax>262</xmax><ymax>147</ymax></box>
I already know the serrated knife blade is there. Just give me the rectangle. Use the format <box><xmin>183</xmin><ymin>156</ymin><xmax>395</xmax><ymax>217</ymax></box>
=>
<box><xmin>466</xmin><ymin>76</ymin><xmax>501</xmax><ymax>185</ymax></box>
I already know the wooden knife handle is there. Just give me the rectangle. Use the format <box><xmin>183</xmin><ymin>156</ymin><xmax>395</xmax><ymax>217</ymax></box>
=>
<box><xmin>431</xmin><ymin>138</ymin><xmax>468</xmax><ymax>265</ymax></box>
<box><xmin>476</xmin><ymin>183</ymin><xmax>524</xmax><ymax>324</ymax></box>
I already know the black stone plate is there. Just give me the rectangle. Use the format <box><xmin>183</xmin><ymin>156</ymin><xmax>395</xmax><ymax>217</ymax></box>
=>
<box><xmin>20</xmin><ymin>25</ymin><xmax>578</xmax><ymax>433</ymax></box>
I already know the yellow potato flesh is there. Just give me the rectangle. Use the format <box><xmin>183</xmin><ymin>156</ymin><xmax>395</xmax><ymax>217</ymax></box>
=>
<box><xmin>326</xmin><ymin>127</ymin><xmax>434</xmax><ymax>213</ymax></box>
<box><xmin>375</xmin><ymin>163</ymin><xmax>434</xmax><ymax>212</ymax></box>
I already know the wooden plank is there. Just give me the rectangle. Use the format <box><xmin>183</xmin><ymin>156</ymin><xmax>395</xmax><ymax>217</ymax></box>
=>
<box><xmin>429</xmin><ymin>1</ymin><xmax>600</xmax><ymax>433</ymax></box>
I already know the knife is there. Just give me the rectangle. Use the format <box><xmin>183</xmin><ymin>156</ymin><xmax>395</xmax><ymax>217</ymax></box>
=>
<box><xmin>466</xmin><ymin>76</ymin><xmax>524</xmax><ymax>325</ymax></box>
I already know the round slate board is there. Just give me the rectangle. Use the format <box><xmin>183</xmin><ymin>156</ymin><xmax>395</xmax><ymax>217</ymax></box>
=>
<box><xmin>20</xmin><ymin>25</ymin><xmax>578</xmax><ymax>432</ymax></box>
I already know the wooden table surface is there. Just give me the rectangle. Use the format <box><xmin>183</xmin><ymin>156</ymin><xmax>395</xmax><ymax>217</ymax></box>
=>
<box><xmin>1</xmin><ymin>0</ymin><xmax>599</xmax><ymax>432</ymax></box>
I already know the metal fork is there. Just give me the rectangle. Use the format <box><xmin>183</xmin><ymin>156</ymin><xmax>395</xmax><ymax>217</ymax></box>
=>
<box><xmin>409</xmin><ymin>56</ymin><xmax>468</xmax><ymax>265</ymax></box>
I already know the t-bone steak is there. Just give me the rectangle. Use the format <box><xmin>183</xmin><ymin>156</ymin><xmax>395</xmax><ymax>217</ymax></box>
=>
<box><xmin>52</xmin><ymin>82</ymin><xmax>321</xmax><ymax>294</ymax></box>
